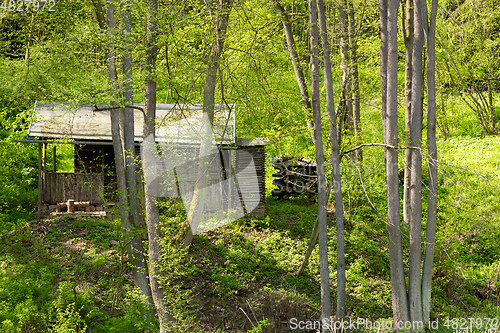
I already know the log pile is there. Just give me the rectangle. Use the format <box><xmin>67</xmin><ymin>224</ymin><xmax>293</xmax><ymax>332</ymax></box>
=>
<box><xmin>271</xmin><ymin>157</ymin><xmax>317</xmax><ymax>199</ymax></box>
<box><xmin>55</xmin><ymin>200</ymin><xmax>104</xmax><ymax>213</ymax></box>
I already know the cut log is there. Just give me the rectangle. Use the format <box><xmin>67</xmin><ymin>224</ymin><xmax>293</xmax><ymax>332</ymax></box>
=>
<box><xmin>67</xmin><ymin>199</ymin><xmax>75</xmax><ymax>213</ymax></box>
<box><xmin>270</xmin><ymin>157</ymin><xmax>317</xmax><ymax>199</ymax></box>
<box><xmin>85</xmin><ymin>205</ymin><xmax>96</xmax><ymax>212</ymax></box>
<box><xmin>55</xmin><ymin>200</ymin><xmax>90</xmax><ymax>213</ymax></box>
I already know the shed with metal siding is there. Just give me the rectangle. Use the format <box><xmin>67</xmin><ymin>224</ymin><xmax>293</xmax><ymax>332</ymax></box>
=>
<box><xmin>23</xmin><ymin>102</ymin><xmax>266</xmax><ymax>218</ymax></box>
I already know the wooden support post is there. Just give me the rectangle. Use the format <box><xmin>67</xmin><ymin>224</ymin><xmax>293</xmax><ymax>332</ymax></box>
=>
<box><xmin>42</xmin><ymin>142</ymin><xmax>47</xmax><ymax>205</ymax></box>
<box><xmin>67</xmin><ymin>199</ymin><xmax>75</xmax><ymax>213</ymax></box>
<box><xmin>52</xmin><ymin>145</ymin><xmax>56</xmax><ymax>172</ymax></box>
<box><xmin>37</xmin><ymin>142</ymin><xmax>42</xmax><ymax>220</ymax></box>
<box><xmin>226</xmin><ymin>150</ymin><xmax>232</xmax><ymax>209</ymax></box>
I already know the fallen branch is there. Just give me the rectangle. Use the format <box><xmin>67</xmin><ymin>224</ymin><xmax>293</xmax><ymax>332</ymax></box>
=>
<box><xmin>343</xmin><ymin>142</ymin><xmax>488</xmax><ymax>179</ymax></box>
<box><xmin>296</xmin><ymin>141</ymin><xmax>490</xmax><ymax>275</ymax></box>
<box><xmin>92</xmin><ymin>104</ymin><xmax>145</xmax><ymax>115</ymax></box>
<box><xmin>340</xmin><ymin>142</ymin><xmax>420</xmax><ymax>157</ymax></box>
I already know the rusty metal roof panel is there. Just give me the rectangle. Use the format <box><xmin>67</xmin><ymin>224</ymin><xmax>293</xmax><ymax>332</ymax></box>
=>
<box><xmin>28</xmin><ymin>103</ymin><xmax>235</xmax><ymax>144</ymax></box>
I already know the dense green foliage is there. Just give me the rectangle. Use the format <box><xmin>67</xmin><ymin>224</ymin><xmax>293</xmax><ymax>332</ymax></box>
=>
<box><xmin>0</xmin><ymin>0</ymin><xmax>499</xmax><ymax>331</ymax></box>
<box><xmin>0</xmin><ymin>214</ymin><xmax>158</xmax><ymax>332</ymax></box>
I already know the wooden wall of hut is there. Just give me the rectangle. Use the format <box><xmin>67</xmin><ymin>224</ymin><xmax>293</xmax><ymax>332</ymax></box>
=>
<box><xmin>43</xmin><ymin>172</ymin><xmax>104</xmax><ymax>204</ymax></box>
<box><xmin>175</xmin><ymin>145</ymin><xmax>266</xmax><ymax>217</ymax></box>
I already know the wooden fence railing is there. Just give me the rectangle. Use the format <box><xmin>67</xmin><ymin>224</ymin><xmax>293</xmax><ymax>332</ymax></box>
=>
<box><xmin>43</xmin><ymin>172</ymin><xmax>104</xmax><ymax>204</ymax></box>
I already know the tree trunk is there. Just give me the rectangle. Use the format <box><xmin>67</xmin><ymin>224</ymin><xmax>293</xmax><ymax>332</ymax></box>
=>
<box><xmin>408</xmin><ymin>0</ymin><xmax>424</xmax><ymax>324</ymax></box>
<box><xmin>316</xmin><ymin>0</ymin><xmax>346</xmax><ymax>318</ymax></box>
<box><xmin>122</xmin><ymin>0</ymin><xmax>151</xmax><ymax>300</ymax></box>
<box><xmin>349</xmin><ymin>2</ymin><xmax>362</xmax><ymax>162</ymax></box>
<box><xmin>338</xmin><ymin>0</ymin><xmax>353</xmax><ymax>146</ymax></box>
<box><xmin>142</xmin><ymin>0</ymin><xmax>174</xmax><ymax>331</ymax></box>
<box><xmin>380</xmin><ymin>0</ymin><xmax>410</xmax><ymax>326</ymax></box>
<box><xmin>121</xmin><ymin>0</ymin><xmax>142</xmax><ymax>233</ymax></box>
<box><xmin>309</xmin><ymin>0</ymin><xmax>332</xmax><ymax>329</ymax></box>
<box><xmin>91</xmin><ymin>0</ymin><xmax>107</xmax><ymax>30</ymax></box>
<box><xmin>271</xmin><ymin>0</ymin><xmax>316</xmax><ymax>145</ymax></box>
<box><xmin>380</xmin><ymin>0</ymin><xmax>387</xmax><ymax>139</ymax></box>
<box><xmin>422</xmin><ymin>0</ymin><xmax>438</xmax><ymax>323</ymax></box>
<box><xmin>180</xmin><ymin>0</ymin><xmax>234</xmax><ymax>248</ymax></box>
<box><xmin>202</xmin><ymin>0</ymin><xmax>233</xmax><ymax>125</ymax></box>
<box><xmin>106</xmin><ymin>0</ymin><xmax>151</xmax><ymax>299</ymax></box>
<box><xmin>402</xmin><ymin>0</ymin><xmax>414</xmax><ymax>228</ymax></box>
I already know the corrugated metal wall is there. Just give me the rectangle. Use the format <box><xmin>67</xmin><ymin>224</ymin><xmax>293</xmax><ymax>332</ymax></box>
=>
<box><xmin>236</xmin><ymin>145</ymin><xmax>266</xmax><ymax>216</ymax></box>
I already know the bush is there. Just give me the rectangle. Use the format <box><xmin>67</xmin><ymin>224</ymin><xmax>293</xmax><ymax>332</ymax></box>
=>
<box><xmin>0</xmin><ymin>137</ymin><xmax>38</xmax><ymax>221</ymax></box>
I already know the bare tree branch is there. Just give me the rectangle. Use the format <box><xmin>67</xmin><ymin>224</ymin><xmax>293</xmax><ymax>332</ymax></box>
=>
<box><xmin>92</xmin><ymin>103</ymin><xmax>145</xmax><ymax>114</ymax></box>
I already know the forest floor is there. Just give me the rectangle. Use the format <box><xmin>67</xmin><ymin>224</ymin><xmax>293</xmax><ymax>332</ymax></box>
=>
<box><xmin>1</xmin><ymin>137</ymin><xmax>500</xmax><ymax>332</ymax></box>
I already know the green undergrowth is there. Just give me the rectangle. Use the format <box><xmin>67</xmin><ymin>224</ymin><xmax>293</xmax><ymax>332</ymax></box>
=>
<box><xmin>430</xmin><ymin>136</ymin><xmax>500</xmax><ymax>317</ymax></box>
<box><xmin>0</xmin><ymin>109</ymin><xmax>499</xmax><ymax>332</ymax></box>
<box><xmin>0</xmin><ymin>134</ymin><xmax>499</xmax><ymax>332</ymax></box>
<box><xmin>0</xmin><ymin>214</ymin><xmax>157</xmax><ymax>332</ymax></box>
<box><xmin>173</xmin><ymin>137</ymin><xmax>500</xmax><ymax>331</ymax></box>
<box><xmin>152</xmin><ymin>131</ymin><xmax>500</xmax><ymax>331</ymax></box>
<box><xmin>0</xmin><ymin>138</ymin><xmax>38</xmax><ymax>223</ymax></box>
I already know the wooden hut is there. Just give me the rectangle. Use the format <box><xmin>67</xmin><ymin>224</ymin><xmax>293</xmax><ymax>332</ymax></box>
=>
<box><xmin>23</xmin><ymin>102</ymin><xmax>266</xmax><ymax>217</ymax></box>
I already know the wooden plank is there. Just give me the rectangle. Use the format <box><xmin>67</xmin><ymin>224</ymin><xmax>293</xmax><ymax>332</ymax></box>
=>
<box><xmin>42</xmin><ymin>172</ymin><xmax>104</xmax><ymax>205</ymax></box>
<box><xmin>50</xmin><ymin>211</ymin><xmax>106</xmax><ymax>217</ymax></box>
<box><xmin>52</xmin><ymin>146</ymin><xmax>56</xmax><ymax>172</ymax></box>
<box><xmin>42</xmin><ymin>142</ymin><xmax>47</xmax><ymax>209</ymax></box>
<box><xmin>37</xmin><ymin>143</ymin><xmax>42</xmax><ymax>220</ymax></box>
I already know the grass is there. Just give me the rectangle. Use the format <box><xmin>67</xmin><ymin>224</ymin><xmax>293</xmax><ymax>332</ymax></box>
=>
<box><xmin>430</xmin><ymin>136</ymin><xmax>500</xmax><ymax>318</ymax></box>
<box><xmin>0</xmin><ymin>212</ymin><xmax>157</xmax><ymax>332</ymax></box>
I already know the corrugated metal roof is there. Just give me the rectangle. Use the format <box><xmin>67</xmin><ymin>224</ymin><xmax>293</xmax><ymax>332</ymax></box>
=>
<box><xmin>28</xmin><ymin>103</ymin><xmax>235</xmax><ymax>144</ymax></box>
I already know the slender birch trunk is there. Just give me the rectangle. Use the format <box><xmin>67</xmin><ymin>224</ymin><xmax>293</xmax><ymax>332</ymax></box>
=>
<box><xmin>271</xmin><ymin>0</ymin><xmax>316</xmax><ymax>145</ymax></box>
<box><xmin>422</xmin><ymin>0</ymin><xmax>439</xmax><ymax>323</ymax></box>
<box><xmin>403</xmin><ymin>0</ymin><xmax>414</xmax><ymax>228</ymax></box>
<box><xmin>338</xmin><ymin>0</ymin><xmax>352</xmax><ymax>146</ymax></box>
<box><xmin>106</xmin><ymin>0</ymin><xmax>151</xmax><ymax>299</ymax></box>
<box><xmin>380</xmin><ymin>0</ymin><xmax>410</xmax><ymax>326</ymax></box>
<box><xmin>309</xmin><ymin>0</ymin><xmax>332</xmax><ymax>329</ymax></box>
<box><xmin>144</xmin><ymin>81</ymin><xmax>171</xmax><ymax>332</ymax></box>
<box><xmin>121</xmin><ymin>0</ymin><xmax>142</xmax><ymax>232</ymax></box>
<box><xmin>316</xmin><ymin>0</ymin><xmax>346</xmax><ymax>318</ymax></box>
<box><xmin>142</xmin><ymin>0</ymin><xmax>174</xmax><ymax>330</ymax></box>
<box><xmin>179</xmin><ymin>0</ymin><xmax>234</xmax><ymax>248</ymax></box>
<box><xmin>349</xmin><ymin>2</ymin><xmax>362</xmax><ymax>162</ymax></box>
<box><xmin>409</xmin><ymin>0</ymin><xmax>424</xmax><ymax>324</ymax></box>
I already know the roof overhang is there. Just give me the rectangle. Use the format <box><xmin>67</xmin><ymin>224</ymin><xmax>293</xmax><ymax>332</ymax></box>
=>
<box><xmin>27</xmin><ymin>102</ymin><xmax>236</xmax><ymax>145</ymax></box>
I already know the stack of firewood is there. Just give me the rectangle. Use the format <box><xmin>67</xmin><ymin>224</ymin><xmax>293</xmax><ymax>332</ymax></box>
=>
<box><xmin>55</xmin><ymin>200</ymin><xmax>104</xmax><ymax>213</ymax></box>
<box><xmin>271</xmin><ymin>157</ymin><xmax>317</xmax><ymax>199</ymax></box>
